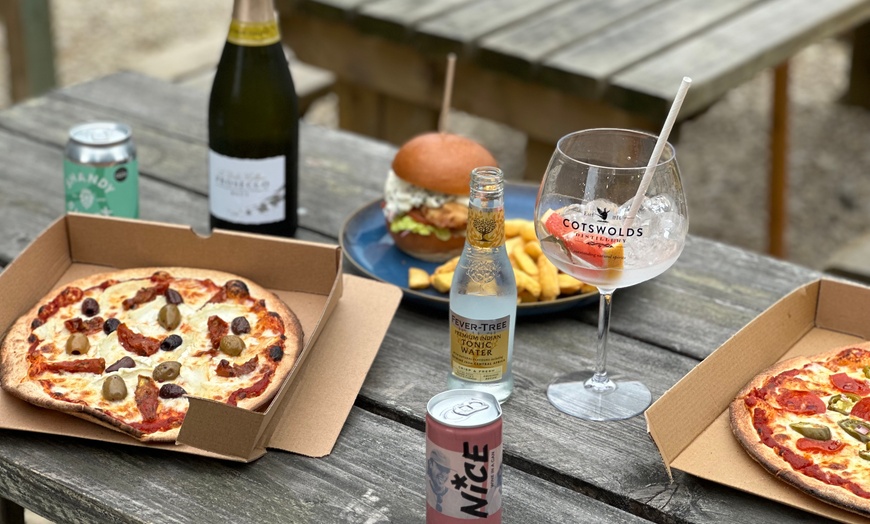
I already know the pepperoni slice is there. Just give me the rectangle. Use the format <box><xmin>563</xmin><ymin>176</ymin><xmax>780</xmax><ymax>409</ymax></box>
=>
<box><xmin>830</xmin><ymin>373</ymin><xmax>870</xmax><ymax>395</ymax></box>
<box><xmin>852</xmin><ymin>398</ymin><xmax>870</xmax><ymax>421</ymax></box>
<box><xmin>796</xmin><ymin>438</ymin><xmax>846</xmax><ymax>454</ymax></box>
<box><xmin>775</xmin><ymin>390</ymin><xmax>826</xmax><ymax>414</ymax></box>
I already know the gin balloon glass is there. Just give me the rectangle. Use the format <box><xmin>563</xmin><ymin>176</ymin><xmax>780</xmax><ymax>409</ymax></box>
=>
<box><xmin>534</xmin><ymin>128</ymin><xmax>688</xmax><ymax>421</ymax></box>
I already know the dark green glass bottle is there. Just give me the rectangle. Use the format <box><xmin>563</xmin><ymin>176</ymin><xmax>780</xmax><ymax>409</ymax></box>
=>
<box><xmin>208</xmin><ymin>0</ymin><xmax>299</xmax><ymax>237</ymax></box>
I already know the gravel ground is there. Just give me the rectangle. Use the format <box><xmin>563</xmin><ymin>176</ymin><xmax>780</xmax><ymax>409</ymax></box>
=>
<box><xmin>2</xmin><ymin>5</ymin><xmax>870</xmax><ymax>274</ymax></box>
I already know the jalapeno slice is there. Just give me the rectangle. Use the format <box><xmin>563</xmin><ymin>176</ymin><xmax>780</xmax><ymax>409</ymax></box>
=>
<box><xmin>860</xmin><ymin>449</ymin><xmax>870</xmax><ymax>461</ymax></box>
<box><xmin>789</xmin><ymin>422</ymin><xmax>832</xmax><ymax>441</ymax></box>
<box><xmin>838</xmin><ymin>418</ymin><xmax>870</xmax><ymax>443</ymax></box>
<box><xmin>828</xmin><ymin>393</ymin><xmax>862</xmax><ymax>415</ymax></box>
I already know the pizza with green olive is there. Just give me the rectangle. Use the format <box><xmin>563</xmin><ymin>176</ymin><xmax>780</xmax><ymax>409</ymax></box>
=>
<box><xmin>730</xmin><ymin>344</ymin><xmax>870</xmax><ymax>518</ymax></box>
<box><xmin>0</xmin><ymin>267</ymin><xmax>302</xmax><ymax>443</ymax></box>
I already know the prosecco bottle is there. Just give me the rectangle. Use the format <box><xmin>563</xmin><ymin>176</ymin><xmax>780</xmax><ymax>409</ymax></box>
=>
<box><xmin>208</xmin><ymin>0</ymin><xmax>299</xmax><ymax>237</ymax></box>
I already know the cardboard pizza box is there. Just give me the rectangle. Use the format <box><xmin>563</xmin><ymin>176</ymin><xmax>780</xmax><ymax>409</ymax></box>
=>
<box><xmin>646</xmin><ymin>278</ymin><xmax>870</xmax><ymax>523</ymax></box>
<box><xmin>0</xmin><ymin>214</ymin><xmax>402</xmax><ymax>462</ymax></box>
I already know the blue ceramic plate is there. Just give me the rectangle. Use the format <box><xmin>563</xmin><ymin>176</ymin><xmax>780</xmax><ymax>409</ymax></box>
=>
<box><xmin>339</xmin><ymin>183</ymin><xmax>598</xmax><ymax>316</ymax></box>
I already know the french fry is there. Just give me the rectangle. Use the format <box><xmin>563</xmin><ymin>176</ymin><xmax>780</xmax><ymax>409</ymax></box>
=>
<box><xmin>512</xmin><ymin>243</ymin><xmax>538</xmax><ymax>275</ymax></box>
<box><xmin>537</xmin><ymin>255</ymin><xmax>559</xmax><ymax>301</ymax></box>
<box><xmin>519</xmin><ymin>220</ymin><xmax>537</xmax><ymax>242</ymax></box>
<box><xmin>513</xmin><ymin>268</ymin><xmax>541</xmax><ymax>298</ymax></box>
<box><xmin>557</xmin><ymin>273</ymin><xmax>584</xmax><ymax>295</ymax></box>
<box><xmin>504</xmin><ymin>218</ymin><xmax>527</xmax><ymax>238</ymax></box>
<box><xmin>523</xmin><ymin>240</ymin><xmax>542</xmax><ymax>261</ymax></box>
<box><xmin>430</xmin><ymin>272</ymin><xmax>454</xmax><ymax>293</ymax></box>
<box><xmin>408</xmin><ymin>267</ymin><xmax>431</xmax><ymax>290</ymax></box>
<box><xmin>505</xmin><ymin>236</ymin><xmax>524</xmax><ymax>255</ymax></box>
<box><xmin>518</xmin><ymin>289</ymin><xmax>539</xmax><ymax>303</ymax></box>
<box><xmin>434</xmin><ymin>256</ymin><xmax>460</xmax><ymax>274</ymax></box>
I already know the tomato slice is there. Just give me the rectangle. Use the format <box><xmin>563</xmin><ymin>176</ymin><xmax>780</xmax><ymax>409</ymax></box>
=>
<box><xmin>795</xmin><ymin>438</ymin><xmax>845</xmax><ymax>454</ymax></box>
<box><xmin>775</xmin><ymin>390</ymin><xmax>826</xmax><ymax>414</ymax></box>
<box><xmin>830</xmin><ymin>372</ymin><xmax>870</xmax><ymax>396</ymax></box>
<box><xmin>852</xmin><ymin>397</ymin><xmax>870</xmax><ymax>421</ymax></box>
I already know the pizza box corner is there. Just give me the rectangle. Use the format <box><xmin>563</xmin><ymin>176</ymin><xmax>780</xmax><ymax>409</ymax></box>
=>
<box><xmin>0</xmin><ymin>213</ymin><xmax>403</xmax><ymax>463</ymax></box>
<box><xmin>645</xmin><ymin>277</ymin><xmax>870</xmax><ymax>523</ymax></box>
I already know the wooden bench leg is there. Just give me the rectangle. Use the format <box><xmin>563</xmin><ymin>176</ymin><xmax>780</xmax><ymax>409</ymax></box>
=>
<box><xmin>524</xmin><ymin>139</ymin><xmax>554</xmax><ymax>182</ymax></box>
<box><xmin>846</xmin><ymin>21</ymin><xmax>870</xmax><ymax>108</ymax></box>
<box><xmin>768</xmin><ymin>61</ymin><xmax>789</xmax><ymax>259</ymax></box>
<box><xmin>0</xmin><ymin>497</ymin><xmax>25</xmax><ymax>524</ymax></box>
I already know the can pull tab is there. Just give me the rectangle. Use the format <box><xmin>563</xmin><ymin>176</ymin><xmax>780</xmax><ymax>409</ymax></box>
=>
<box><xmin>441</xmin><ymin>399</ymin><xmax>490</xmax><ymax>421</ymax></box>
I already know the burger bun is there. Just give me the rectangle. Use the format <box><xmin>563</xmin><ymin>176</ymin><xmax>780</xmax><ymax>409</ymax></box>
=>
<box><xmin>391</xmin><ymin>132</ymin><xmax>498</xmax><ymax>195</ymax></box>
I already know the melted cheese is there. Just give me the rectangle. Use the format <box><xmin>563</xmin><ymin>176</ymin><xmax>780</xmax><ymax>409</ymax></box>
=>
<box><xmin>25</xmin><ymin>274</ymin><xmax>283</xmax><ymax>434</ymax></box>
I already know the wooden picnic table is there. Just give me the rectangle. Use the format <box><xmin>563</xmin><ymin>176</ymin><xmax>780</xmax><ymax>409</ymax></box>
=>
<box><xmin>0</xmin><ymin>72</ymin><xmax>844</xmax><ymax>523</ymax></box>
<box><xmin>277</xmin><ymin>0</ymin><xmax>870</xmax><ymax>258</ymax></box>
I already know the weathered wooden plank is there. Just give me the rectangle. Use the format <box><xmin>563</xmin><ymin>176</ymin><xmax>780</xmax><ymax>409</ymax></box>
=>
<box><xmin>413</xmin><ymin>0</ymin><xmax>566</xmax><ymax>55</ymax></box>
<box><xmin>0</xmin><ymin>408</ymin><xmax>651</xmax><ymax>524</ymax></box>
<box><xmin>540</xmin><ymin>0</ymin><xmax>762</xmax><ymax>98</ymax></box>
<box><xmin>607</xmin><ymin>0</ymin><xmax>870</xmax><ymax>121</ymax></box>
<box><xmin>356</xmin><ymin>0</ymin><xmax>476</xmax><ymax>41</ymax></box>
<box><xmin>478</xmin><ymin>0</ymin><xmax>659</xmax><ymax>79</ymax></box>
<box><xmin>280</xmin><ymin>0</ymin><xmax>381</xmax><ymax>20</ymax></box>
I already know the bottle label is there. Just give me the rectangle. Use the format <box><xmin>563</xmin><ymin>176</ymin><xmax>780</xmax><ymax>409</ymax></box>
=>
<box><xmin>63</xmin><ymin>159</ymin><xmax>139</xmax><ymax>218</ymax></box>
<box><xmin>467</xmin><ymin>207</ymin><xmax>504</xmax><ymax>249</ymax></box>
<box><xmin>208</xmin><ymin>150</ymin><xmax>286</xmax><ymax>225</ymax></box>
<box><xmin>449</xmin><ymin>312</ymin><xmax>510</xmax><ymax>382</ymax></box>
<box><xmin>228</xmin><ymin>20</ymin><xmax>280</xmax><ymax>46</ymax></box>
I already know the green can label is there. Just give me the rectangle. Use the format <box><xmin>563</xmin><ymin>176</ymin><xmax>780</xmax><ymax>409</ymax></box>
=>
<box><xmin>64</xmin><ymin>159</ymin><xmax>139</xmax><ymax>218</ymax></box>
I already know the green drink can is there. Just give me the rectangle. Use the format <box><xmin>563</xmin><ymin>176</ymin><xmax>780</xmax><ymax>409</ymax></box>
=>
<box><xmin>64</xmin><ymin>122</ymin><xmax>139</xmax><ymax>218</ymax></box>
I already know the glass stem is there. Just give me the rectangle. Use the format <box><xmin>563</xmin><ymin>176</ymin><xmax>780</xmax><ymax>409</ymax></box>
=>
<box><xmin>588</xmin><ymin>290</ymin><xmax>616</xmax><ymax>392</ymax></box>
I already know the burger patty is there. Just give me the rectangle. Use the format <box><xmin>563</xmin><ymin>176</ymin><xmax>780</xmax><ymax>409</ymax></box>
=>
<box><xmin>419</xmin><ymin>202</ymin><xmax>467</xmax><ymax>230</ymax></box>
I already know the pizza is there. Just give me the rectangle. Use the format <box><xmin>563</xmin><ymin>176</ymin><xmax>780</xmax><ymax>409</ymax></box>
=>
<box><xmin>0</xmin><ymin>267</ymin><xmax>303</xmax><ymax>443</ymax></box>
<box><xmin>730</xmin><ymin>343</ymin><xmax>870</xmax><ymax>517</ymax></box>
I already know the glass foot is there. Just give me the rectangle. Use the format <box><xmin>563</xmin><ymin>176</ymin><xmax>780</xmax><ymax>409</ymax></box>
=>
<box><xmin>546</xmin><ymin>371</ymin><xmax>652</xmax><ymax>421</ymax></box>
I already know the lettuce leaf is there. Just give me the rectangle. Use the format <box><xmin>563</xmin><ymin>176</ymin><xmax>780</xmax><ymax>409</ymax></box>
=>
<box><xmin>390</xmin><ymin>215</ymin><xmax>452</xmax><ymax>241</ymax></box>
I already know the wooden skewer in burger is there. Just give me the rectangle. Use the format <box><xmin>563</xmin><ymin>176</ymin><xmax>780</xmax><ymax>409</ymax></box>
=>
<box><xmin>383</xmin><ymin>53</ymin><xmax>499</xmax><ymax>262</ymax></box>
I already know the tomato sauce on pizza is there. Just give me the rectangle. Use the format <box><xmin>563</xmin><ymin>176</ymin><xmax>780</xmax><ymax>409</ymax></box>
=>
<box><xmin>0</xmin><ymin>267</ymin><xmax>303</xmax><ymax>443</ymax></box>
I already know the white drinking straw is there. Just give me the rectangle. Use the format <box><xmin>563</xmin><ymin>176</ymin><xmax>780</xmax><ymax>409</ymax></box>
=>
<box><xmin>438</xmin><ymin>53</ymin><xmax>457</xmax><ymax>133</ymax></box>
<box><xmin>624</xmin><ymin>76</ymin><xmax>692</xmax><ymax>225</ymax></box>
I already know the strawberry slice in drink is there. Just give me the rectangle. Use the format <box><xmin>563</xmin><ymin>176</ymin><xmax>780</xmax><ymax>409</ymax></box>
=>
<box><xmin>543</xmin><ymin>210</ymin><xmax>623</xmax><ymax>269</ymax></box>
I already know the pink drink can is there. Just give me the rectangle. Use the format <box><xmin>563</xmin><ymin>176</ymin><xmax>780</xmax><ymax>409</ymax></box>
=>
<box><xmin>426</xmin><ymin>390</ymin><xmax>503</xmax><ymax>523</ymax></box>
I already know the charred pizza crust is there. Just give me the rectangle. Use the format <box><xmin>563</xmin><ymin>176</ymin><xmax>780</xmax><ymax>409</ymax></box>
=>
<box><xmin>730</xmin><ymin>343</ymin><xmax>870</xmax><ymax>517</ymax></box>
<box><xmin>0</xmin><ymin>267</ymin><xmax>303</xmax><ymax>443</ymax></box>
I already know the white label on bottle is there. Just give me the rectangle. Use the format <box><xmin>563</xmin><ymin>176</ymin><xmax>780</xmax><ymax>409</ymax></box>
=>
<box><xmin>208</xmin><ymin>150</ymin><xmax>286</xmax><ymax>224</ymax></box>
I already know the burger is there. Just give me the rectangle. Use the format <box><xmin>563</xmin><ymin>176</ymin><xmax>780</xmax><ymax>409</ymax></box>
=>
<box><xmin>383</xmin><ymin>132</ymin><xmax>498</xmax><ymax>262</ymax></box>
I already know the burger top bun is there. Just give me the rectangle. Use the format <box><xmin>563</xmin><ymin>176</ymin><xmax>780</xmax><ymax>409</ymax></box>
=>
<box><xmin>391</xmin><ymin>132</ymin><xmax>498</xmax><ymax>195</ymax></box>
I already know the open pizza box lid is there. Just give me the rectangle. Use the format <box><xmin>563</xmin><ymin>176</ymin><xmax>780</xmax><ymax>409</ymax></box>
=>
<box><xmin>645</xmin><ymin>277</ymin><xmax>870</xmax><ymax>523</ymax></box>
<box><xmin>0</xmin><ymin>214</ymin><xmax>403</xmax><ymax>462</ymax></box>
